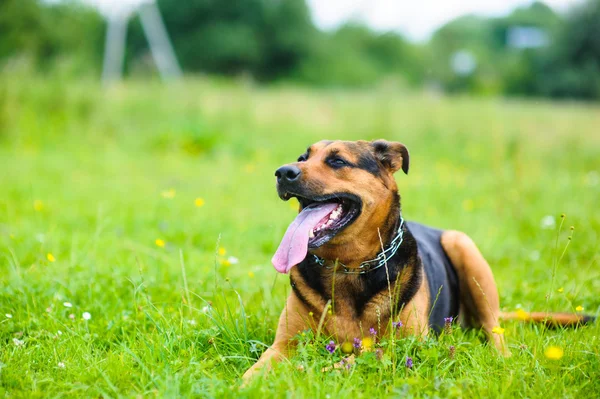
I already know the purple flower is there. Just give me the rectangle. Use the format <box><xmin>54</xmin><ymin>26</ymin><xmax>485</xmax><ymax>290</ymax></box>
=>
<box><xmin>325</xmin><ymin>341</ymin><xmax>336</xmax><ymax>354</ymax></box>
<box><xmin>444</xmin><ymin>317</ymin><xmax>453</xmax><ymax>334</ymax></box>
<box><xmin>353</xmin><ymin>337</ymin><xmax>362</xmax><ymax>349</ymax></box>
<box><xmin>369</xmin><ymin>327</ymin><xmax>377</xmax><ymax>336</ymax></box>
<box><xmin>449</xmin><ymin>345</ymin><xmax>456</xmax><ymax>359</ymax></box>
<box><xmin>393</xmin><ymin>321</ymin><xmax>403</xmax><ymax>329</ymax></box>
<box><xmin>405</xmin><ymin>357</ymin><xmax>413</xmax><ymax>369</ymax></box>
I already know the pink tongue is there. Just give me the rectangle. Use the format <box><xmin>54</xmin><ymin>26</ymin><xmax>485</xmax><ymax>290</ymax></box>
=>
<box><xmin>272</xmin><ymin>203</ymin><xmax>338</xmax><ymax>274</ymax></box>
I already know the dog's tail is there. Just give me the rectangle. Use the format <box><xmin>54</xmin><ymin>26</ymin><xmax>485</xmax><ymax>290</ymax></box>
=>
<box><xmin>500</xmin><ymin>310</ymin><xmax>596</xmax><ymax>327</ymax></box>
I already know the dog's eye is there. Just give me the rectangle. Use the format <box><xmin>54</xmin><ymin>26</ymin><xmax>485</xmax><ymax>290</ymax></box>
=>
<box><xmin>328</xmin><ymin>157</ymin><xmax>348</xmax><ymax>167</ymax></box>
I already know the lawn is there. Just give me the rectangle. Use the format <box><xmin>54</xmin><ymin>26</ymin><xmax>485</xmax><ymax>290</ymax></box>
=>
<box><xmin>1</xmin><ymin>75</ymin><xmax>599</xmax><ymax>398</ymax></box>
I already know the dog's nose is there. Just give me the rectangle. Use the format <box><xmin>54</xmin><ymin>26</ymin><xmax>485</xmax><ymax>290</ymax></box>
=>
<box><xmin>275</xmin><ymin>165</ymin><xmax>301</xmax><ymax>183</ymax></box>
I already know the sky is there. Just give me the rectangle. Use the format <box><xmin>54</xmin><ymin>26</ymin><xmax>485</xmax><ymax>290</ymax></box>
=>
<box><xmin>85</xmin><ymin>0</ymin><xmax>579</xmax><ymax>42</ymax></box>
<box><xmin>306</xmin><ymin>0</ymin><xmax>579</xmax><ymax>41</ymax></box>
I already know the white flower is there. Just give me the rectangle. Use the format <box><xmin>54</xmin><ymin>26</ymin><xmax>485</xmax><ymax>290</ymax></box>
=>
<box><xmin>540</xmin><ymin>215</ymin><xmax>556</xmax><ymax>230</ymax></box>
<box><xmin>13</xmin><ymin>338</ymin><xmax>24</xmax><ymax>347</ymax></box>
<box><xmin>201</xmin><ymin>305</ymin><xmax>211</xmax><ymax>314</ymax></box>
<box><xmin>227</xmin><ymin>256</ymin><xmax>239</xmax><ymax>265</ymax></box>
<box><xmin>63</xmin><ymin>302</ymin><xmax>73</xmax><ymax>308</ymax></box>
<box><xmin>57</xmin><ymin>330</ymin><xmax>63</xmax><ymax>336</ymax></box>
<box><xmin>529</xmin><ymin>251</ymin><xmax>540</xmax><ymax>261</ymax></box>
<box><xmin>82</xmin><ymin>312</ymin><xmax>91</xmax><ymax>320</ymax></box>
<box><xmin>5</xmin><ymin>314</ymin><xmax>12</xmax><ymax>319</ymax></box>
<box><xmin>187</xmin><ymin>319</ymin><xmax>197</xmax><ymax>325</ymax></box>
<box><xmin>58</xmin><ymin>362</ymin><xmax>65</xmax><ymax>369</ymax></box>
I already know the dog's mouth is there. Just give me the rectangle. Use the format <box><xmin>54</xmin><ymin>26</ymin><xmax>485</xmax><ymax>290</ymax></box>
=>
<box><xmin>295</xmin><ymin>194</ymin><xmax>361</xmax><ymax>248</ymax></box>
<box><xmin>272</xmin><ymin>192</ymin><xmax>362</xmax><ymax>274</ymax></box>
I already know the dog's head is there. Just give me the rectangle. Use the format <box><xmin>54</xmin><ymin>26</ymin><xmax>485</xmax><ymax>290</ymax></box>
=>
<box><xmin>272</xmin><ymin>139</ymin><xmax>409</xmax><ymax>273</ymax></box>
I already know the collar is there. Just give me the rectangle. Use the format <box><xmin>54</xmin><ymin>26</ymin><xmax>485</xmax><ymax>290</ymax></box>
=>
<box><xmin>312</xmin><ymin>216</ymin><xmax>405</xmax><ymax>275</ymax></box>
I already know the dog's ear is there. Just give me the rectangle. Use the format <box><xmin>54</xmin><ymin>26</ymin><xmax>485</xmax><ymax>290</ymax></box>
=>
<box><xmin>371</xmin><ymin>140</ymin><xmax>409</xmax><ymax>174</ymax></box>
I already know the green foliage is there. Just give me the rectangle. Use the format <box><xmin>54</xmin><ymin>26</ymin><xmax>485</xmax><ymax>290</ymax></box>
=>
<box><xmin>1</xmin><ymin>75</ymin><xmax>599</xmax><ymax>396</ymax></box>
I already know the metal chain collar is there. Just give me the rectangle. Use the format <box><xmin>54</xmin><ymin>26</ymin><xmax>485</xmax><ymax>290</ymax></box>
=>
<box><xmin>312</xmin><ymin>217</ymin><xmax>405</xmax><ymax>275</ymax></box>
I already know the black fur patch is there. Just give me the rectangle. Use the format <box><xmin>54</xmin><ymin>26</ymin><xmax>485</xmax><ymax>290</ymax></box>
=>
<box><xmin>356</xmin><ymin>152</ymin><xmax>381</xmax><ymax>177</ymax></box>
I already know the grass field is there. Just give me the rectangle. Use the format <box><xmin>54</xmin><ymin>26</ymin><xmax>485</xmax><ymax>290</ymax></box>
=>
<box><xmin>1</xmin><ymin>75</ymin><xmax>599</xmax><ymax>398</ymax></box>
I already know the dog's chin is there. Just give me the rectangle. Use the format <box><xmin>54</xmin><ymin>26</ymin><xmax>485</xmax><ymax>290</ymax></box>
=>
<box><xmin>282</xmin><ymin>192</ymin><xmax>362</xmax><ymax>249</ymax></box>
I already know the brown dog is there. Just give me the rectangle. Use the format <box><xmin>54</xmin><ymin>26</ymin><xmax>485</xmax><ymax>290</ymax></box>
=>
<box><xmin>243</xmin><ymin>139</ymin><xmax>592</xmax><ymax>380</ymax></box>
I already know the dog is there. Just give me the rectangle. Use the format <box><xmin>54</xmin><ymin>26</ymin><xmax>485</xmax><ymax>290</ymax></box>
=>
<box><xmin>243</xmin><ymin>139</ymin><xmax>592</xmax><ymax>380</ymax></box>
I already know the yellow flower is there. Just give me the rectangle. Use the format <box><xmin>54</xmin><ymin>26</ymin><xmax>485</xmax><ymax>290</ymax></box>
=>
<box><xmin>155</xmin><ymin>239</ymin><xmax>165</xmax><ymax>248</ymax></box>
<box><xmin>220</xmin><ymin>259</ymin><xmax>231</xmax><ymax>266</ymax></box>
<box><xmin>462</xmin><ymin>199</ymin><xmax>474</xmax><ymax>212</ymax></box>
<box><xmin>516</xmin><ymin>309</ymin><xmax>530</xmax><ymax>321</ymax></box>
<box><xmin>576</xmin><ymin>305</ymin><xmax>584</xmax><ymax>312</ymax></box>
<box><xmin>308</xmin><ymin>311</ymin><xmax>313</xmax><ymax>317</ymax></box>
<box><xmin>340</xmin><ymin>341</ymin><xmax>354</xmax><ymax>354</ymax></box>
<box><xmin>34</xmin><ymin>200</ymin><xmax>44</xmax><ymax>212</ymax></box>
<box><xmin>194</xmin><ymin>197</ymin><xmax>205</xmax><ymax>207</ymax></box>
<box><xmin>362</xmin><ymin>337</ymin><xmax>374</xmax><ymax>350</ymax></box>
<box><xmin>218</xmin><ymin>247</ymin><xmax>226</xmax><ymax>256</ymax></box>
<box><xmin>557</xmin><ymin>287</ymin><xmax>564</xmax><ymax>293</ymax></box>
<box><xmin>492</xmin><ymin>326</ymin><xmax>505</xmax><ymax>335</ymax></box>
<box><xmin>544</xmin><ymin>346</ymin><xmax>564</xmax><ymax>360</ymax></box>
<box><xmin>247</xmin><ymin>271</ymin><xmax>254</xmax><ymax>278</ymax></box>
<box><xmin>47</xmin><ymin>253</ymin><xmax>56</xmax><ymax>262</ymax></box>
<box><xmin>161</xmin><ymin>188</ymin><xmax>176</xmax><ymax>199</ymax></box>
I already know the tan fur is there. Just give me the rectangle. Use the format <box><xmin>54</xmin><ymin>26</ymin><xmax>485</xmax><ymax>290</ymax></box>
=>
<box><xmin>440</xmin><ymin>230</ymin><xmax>509</xmax><ymax>355</ymax></box>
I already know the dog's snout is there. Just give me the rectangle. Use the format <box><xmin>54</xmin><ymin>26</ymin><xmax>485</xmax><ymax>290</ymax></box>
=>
<box><xmin>275</xmin><ymin>165</ymin><xmax>301</xmax><ymax>183</ymax></box>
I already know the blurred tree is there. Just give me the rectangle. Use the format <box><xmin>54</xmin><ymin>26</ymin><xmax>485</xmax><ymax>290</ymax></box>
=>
<box><xmin>534</xmin><ymin>0</ymin><xmax>600</xmax><ymax>99</ymax></box>
<box><xmin>126</xmin><ymin>0</ymin><xmax>316</xmax><ymax>80</ymax></box>
<box><xmin>0</xmin><ymin>0</ymin><xmax>104</xmax><ymax>74</ymax></box>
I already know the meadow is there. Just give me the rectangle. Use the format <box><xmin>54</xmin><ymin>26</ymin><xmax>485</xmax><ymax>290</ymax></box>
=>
<box><xmin>1</xmin><ymin>74</ymin><xmax>599</xmax><ymax>398</ymax></box>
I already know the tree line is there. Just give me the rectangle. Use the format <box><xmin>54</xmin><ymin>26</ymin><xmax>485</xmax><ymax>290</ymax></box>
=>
<box><xmin>1</xmin><ymin>0</ymin><xmax>599</xmax><ymax>100</ymax></box>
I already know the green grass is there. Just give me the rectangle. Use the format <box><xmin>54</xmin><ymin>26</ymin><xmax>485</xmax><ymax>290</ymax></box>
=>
<box><xmin>1</xmin><ymin>75</ymin><xmax>599</xmax><ymax>398</ymax></box>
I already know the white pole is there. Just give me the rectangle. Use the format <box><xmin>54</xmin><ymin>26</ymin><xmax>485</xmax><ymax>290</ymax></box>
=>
<box><xmin>138</xmin><ymin>1</ymin><xmax>182</xmax><ymax>80</ymax></box>
<box><xmin>101</xmin><ymin>12</ymin><xmax>128</xmax><ymax>84</ymax></box>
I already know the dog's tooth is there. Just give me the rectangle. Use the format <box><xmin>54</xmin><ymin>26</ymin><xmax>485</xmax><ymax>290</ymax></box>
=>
<box><xmin>309</xmin><ymin>230</ymin><xmax>314</xmax><ymax>238</ymax></box>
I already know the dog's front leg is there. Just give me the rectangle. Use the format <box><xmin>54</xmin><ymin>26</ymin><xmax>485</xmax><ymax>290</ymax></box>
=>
<box><xmin>242</xmin><ymin>293</ymin><xmax>311</xmax><ymax>381</ymax></box>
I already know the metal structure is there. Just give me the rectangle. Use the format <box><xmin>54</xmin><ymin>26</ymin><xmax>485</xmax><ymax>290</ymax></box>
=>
<box><xmin>94</xmin><ymin>0</ymin><xmax>181</xmax><ymax>84</ymax></box>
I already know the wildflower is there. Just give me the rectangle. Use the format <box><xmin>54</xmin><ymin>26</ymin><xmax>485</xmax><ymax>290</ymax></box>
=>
<box><xmin>248</xmin><ymin>271</ymin><xmax>255</xmax><ymax>278</ymax></box>
<box><xmin>46</xmin><ymin>307</ymin><xmax>52</xmax><ymax>313</ymax></box>
<box><xmin>462</xmin><ymin>199</ymin><xmax>474</xmax><ymax>212</ymax></box>
<box><xmin>340</xmin><ymin>341</ymin><xmax>354</xmax><ymax>354</ymax></box>
<box><xmin>13</xmin><ymin>338</ymin><xmax>24</xmax><ymax>347</ymax></box>
<box><xmin>68</xmin><ymin>313</ymin><xmax>75</xmax><ymax>320</ymax></box>
<box><xmin>557</xmin><ymin>287</ymin><xmax>564</xmax><ymax>293</ymax></box>
<box><xmin>218</xmin><ymin>247</ymin><xmax>226</xmax><ymax>256</ymax></box>
<box><xmin>492</xmin><ymin>326</ymin><xmax>505</xmax><ymax>335</ymax></box>
<box><xmin>576</xmin><ymin>306</ymin><xmax>584</xmax><ymax>312</ymax></box>
<box><xmin>353</xmin><ymin>337</ymin><xmax>362</xmax><ymax>349</ymax></box>
<box><xmin>47</xmin><ymin>253</ymin><xmax>56</xmax><ymax>262</ymax></box>
<box><xmin>161</xmin><ymin>188</ymin><xmax>176</xmax><ymax>199</ymax></box>
<box><xmin>369</xmin><ymin>327</ymin><xmax>377</xmax><ymax>337</ymax></box>
<box><xmin>33</xmin><ymin>200</ymin><xmax>44</xmax><ymax>211</ymax></box>
<box><xmin>544</xmin><ymin>346</ymin><xmax>564</xmax><ymax>360</ymax></box>
<box><xmin>187</xmin><ymin>319</ymin><xmax>197</xmax><ymax>326</ymax></box>
<box><xmin>58</xmin><ymin>362</ymin><xmax>65</xmax><ymax>369</ymax></box>
<box><xmin>82</xmin><ymin>312</ymin><xmax>91</xmax><ymax>320</ymax></box>
<box><xmin>5</xmin><ymin>314</ymin><xmax>12</xmax><ymax>319</ymax></box>
<box><xmin>326</xmin><ymin>341</ymin><xmax>336</xmax><ymax>354</ymax></box>
<box><xmin>194</xmin><ymin>197</ymin><xmax>205</xmax><ymax>207</ymax></box>
<box><xmin>155</xmin><ymin>239</ymin><xmax>165</xmax><ymax>248</ymax></box>
<box><xmin>516</xmin><ymin>309</ymin><xmax>530</xmax><ymax>321</ymax></box>
<box><xmin>227</xmin><ymin>256</ymin><xmax>239</xmax><ymax>265</ymax></box>
<box><xmin>444</xmin><ymin>317</ymin><xmax>453</xmax><ymax>334</ymax></box>
<box><xmin>361</xmin><ymin>337</ymin><xmax>374</xmax><ymax>350</ymax></box>
<box><xmin>392</xmin><ymin>321</ymin><xmax>403</xmax><ymax>329</ymax></box>
<box><xmin>201</xmin><ymin>305</ymin><xmax>211</xmax><ymax>314</ymax></box>
<box><xmin>540</xmin><ymin>215</ymin><xmax>556</xmax><ymax>230</ymax></box>
<box><xmin>63</xmin><ymin>302</ymin><xmax>72</xmax><ymax>308</ymax></box>
<box><xmin>405</xmin><ymin>357</ymin><xmax>413</xmax><ymax>369</ymax></box>
<box><xmin>308</xmin><ymin>311</ymin><xmax>313</xmax><ymax>317</ymax></box>
<box><xmin>449</xmin><ymin>345</ymin><xmax>456</xmax><ymax>359</ymax></box>
<box><xmin>375</xmin><ymin>348</ymin><xmax>384</xmax><ymax>360</ymax></box>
